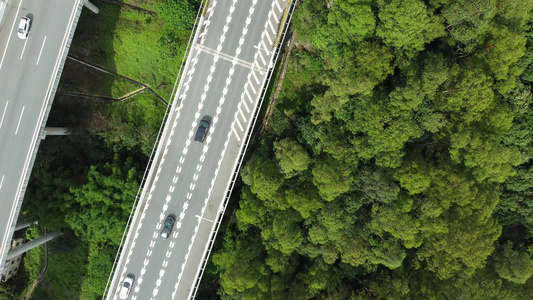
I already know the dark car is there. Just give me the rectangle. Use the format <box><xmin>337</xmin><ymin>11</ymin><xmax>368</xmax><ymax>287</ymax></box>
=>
<box><xmin>194</xmin><ymin>115</ymin><xmax>211</xmax><ymax>143</ymax></box>
<box><xmin>160</xmin><ymin>214</ymin><xmax>175</xmax><ymax>239</ymax></box>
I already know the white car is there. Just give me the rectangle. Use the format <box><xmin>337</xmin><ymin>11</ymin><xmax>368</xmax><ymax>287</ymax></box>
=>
<box><xmin>119</xmin><ymin>274</ymin><xmax>134</xmax><ymax>299</ymax></box>
<box><xmin>0</xmin><ymin>1</ymin><xmax>8</xmax><ymax>26</ymax></box>
<box><xmin>17</xmin><ymin>16</ymin><xmax>31</xmax><ymax>39</ymax></box>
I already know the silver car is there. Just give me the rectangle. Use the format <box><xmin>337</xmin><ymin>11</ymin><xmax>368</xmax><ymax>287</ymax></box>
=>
<box><xmin>160</xmin><ymin>214</ymin><xmax>175</xmax><ymax>239</ymax></box>
<box><xmin>119</xmin><ymin>274</ymin><xmax>134</xmax><ymax>299</ymax></box>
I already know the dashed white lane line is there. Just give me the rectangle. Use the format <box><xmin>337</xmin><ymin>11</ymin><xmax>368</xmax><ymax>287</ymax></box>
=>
<box><xmin>19</xmin><ymin>37</ymin><xmax>29</xmax><ymax>60</ymax></box>
<box><xmin>0</xmin><ymin>101</ymin><xmax>9</xmax><ymax>130</ymax></box>
<box><xmin>0</xmin><ymin>175</ymin><xmax>4</xmax><ymax>191</ymax></box>
<box><xmin>15</xmin><ymin>106</ymin><xmax>25</xmax><ymax>135</ymax></box>
<box><xmin>36</xmin><ymin>36</ymin><xmax>47</xmax><ymax>65</ymax></box>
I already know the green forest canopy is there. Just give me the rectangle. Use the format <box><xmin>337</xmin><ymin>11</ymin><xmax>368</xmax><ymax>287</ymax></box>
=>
<box><xmin>211</xmin><ymin>0</ymin><xmax>533</xmax><ymax>299</ymax></box>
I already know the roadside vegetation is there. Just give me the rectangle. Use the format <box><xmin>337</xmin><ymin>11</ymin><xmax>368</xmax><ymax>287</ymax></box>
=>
<box><xmin>207</xmin><ymin>0</ymin><xmax>533</xmax><ymax>299</ymax></box>
<box><xmin>1</xmin><ymin>0</ymin><xmax>199</xmax><ymax>299</ymax></box>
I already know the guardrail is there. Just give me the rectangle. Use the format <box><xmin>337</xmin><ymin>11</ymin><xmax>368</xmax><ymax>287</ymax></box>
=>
<box><xmin>101</xmin><ymin>1</ymin><xmax>208</xmax><ymax>298</ymax></box>
<box><xmin>188</xmin><ymin>0</ymin><xmax>297</xmax><ymax>298</ymax></box>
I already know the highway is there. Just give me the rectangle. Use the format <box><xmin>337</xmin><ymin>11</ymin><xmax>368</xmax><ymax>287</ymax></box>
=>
<box><xmin>105</xmin><ymin>0</ymin><xmax>292</xmax><ymax>299</ymax></box>
<box><xmin>0</xmin><ymin>0</ymin><xmax>83</xmax><ymax>271</ymax></box>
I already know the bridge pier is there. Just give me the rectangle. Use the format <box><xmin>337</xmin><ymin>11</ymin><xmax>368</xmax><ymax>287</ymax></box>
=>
<box><xmin>44</xmin><ymin>127</ymin><xmax>70</xmax><ymax>136</ymax></box>
<box><xmin>6</xmin><ymin>232</ymin><xmax>62</xmax><ymax>261</ymax></box>
<box><xmin>14</xmin><ymin>220</ymin><xmax>38</xmax><ymax>232</ymax></box>
<box><xmin>84</xmin><ymin>0</ymin><xmax>99</xmax><ymax>14</ymax></box>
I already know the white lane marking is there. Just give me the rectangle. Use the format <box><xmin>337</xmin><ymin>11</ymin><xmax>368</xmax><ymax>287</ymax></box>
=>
<box><xmin>258</xmin><ymin>49</ymin><xmax>266</xmax><ymax>65</ymax></box>
<box><xmin>264</xmin><ymin>30</ymin><xmax>273</xmax><ymax>45</ymax></box>
<box><xmin>36</xmin><ymin>36</ymin><xmax>47</xmax><ymax>65</ymax></box>
<box><xmin>239</xmin><ymin>107</ymin><xmax>246</xmax><ymax>121</ymax></box>
<box><xmin>232</xmin><ymin>126</ymin><xmax>241</xmax><ymax>142</ymax></box>
<box><xmin>250</xmin><ymin>82</ymin><xmax>257</xmax><ymax>94</ymax></box>
<box><xmin>275</xmin><ymin>0</ymin><xmax>282</xmax><ymax>12</ymax></box>
<box><xmin>268</xmin><ymin>19</ymin><xmax>276</xmax><ymax>34</ymax></box>
<box><xmin>0</xmin><ymin>175</ymin><xmax>4</xmax><ymax>191</ymax></box>
<box><xmin>0</xmin><ymin>101</ymin><xmax>9</xmax><ymax>129</ymax></box>
<box><xmin>20</xmin><ymin>37</ymin><xmax>29</xmax><ymax>60</ymax></box>
<box><xmin>252</xmin><ymin>70</ymin><xmax>260</xmax><ymax>84</ymax></box>
<box><xmin>15</xmin><ymin>106</ymin><xmax>25</xmax><ymax>135</ymax></box>
<box><xmin>235</xmin><ymin>118</ymin><xmax>244</xmax><ymax>131</ymax></box>
<box><xmin>0</xmin><ymin>0</ymin><xmax>23</xmax><ymax>70</ymax></box>
<box><xmin>196</xmin><ymin>215</ymin><xmax>214</xmax><ymax>223</ymax></box>
<box><xmin>242</xmin><ymin>98</ymin><xmax>250</xmax><ymax>113</ymax></box>
<box><xmin>245</xmin><ymin>89</ymin><xmax>253</xmax><ymax>101</ymax></box>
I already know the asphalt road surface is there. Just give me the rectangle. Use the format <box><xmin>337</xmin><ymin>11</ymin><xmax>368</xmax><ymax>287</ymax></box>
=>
<box><xmin>0</xmin><ymin>0</ymin><xmax>82</xmax><ymax>271</ymax></box>
<box><xmin>106</xmin><ymin>0</ymin><xmax>290</xmax><ymax>299</ymax></box>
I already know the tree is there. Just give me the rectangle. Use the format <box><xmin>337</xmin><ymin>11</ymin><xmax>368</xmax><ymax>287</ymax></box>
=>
<box><xmin>274</xmin><ymin>138</ymin><xmax>312</xmax><ymax>178</ymax></box>
<box><xmin>417</xmin><ymin>212</ymin><xmax>501</xmax><ymax>279</ymax></box>
<box><xmin>442</xmin><ymin>0</ymin><xmax>497</xmax><ymax>53</ymax></box>
<box><xmin>480</xmin><ymin>24</ymin><xmax>526</xmax><ymax>93</ymax></box>
<box><xmin>285</xmin><ymin>184</ymin><xmax>324</xmax><ymax>219</ymax></box>
<box><xmin>66</xmin><ymin>155</ymin><xmax>140</xmax><ymax>245</ymax></box>
<box><xmin>242</xmin><ymin>155</ymin><xmax>287</xmax><ymax>209</ymax></box>
<box><xmin>212</xmin><ymin>231</ymin><xmax>270</xmax><ymax>297</ymax></box>
<box><xmin>326</xmin><ymin>0</ymin><xmax>376</xmax><ymax>44</ymax></box>
<box><xmin>449</xmin><ymin>126</ymin><xmax>521</xmax><ymax>183</ymax></box>
<box><xmin>376</xmin><ymin>0</ymin><xmax>444</xmax><ymax>58</ymax></box>
<box><xmin>371</xmin><ymin>195</ymin><xmax>423</xmax><ymax>249</ymax></box>
<box><xmin>262</xmin><ymin>209</ymin><xmax>304</xmax><ymax>255</ymax></box>
<box><xmin>312</xmin><ymin>157</ymin><xmax>353</xmax><ymax>201</ymax></box>
<box><xmin>494</xmin><ymin>241</ymin><xmax>533</xmax><ymax>284</ymax></box>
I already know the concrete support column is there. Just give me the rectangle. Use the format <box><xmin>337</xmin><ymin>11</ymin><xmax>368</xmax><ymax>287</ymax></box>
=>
<box><xmin>6</xmin><ymin>232</ymin><xmax>62</xmax><ymax>260</ymax></box>
<box><xmin>84</xmin><ymin>0</ymin><xmax>99</xmax><ymax>14</ymax></box>
<box><xmin>44</xmin><ymin>127</ymin><xmax>70</xmax><ymax>136</ymax></box>
<box><xmin>14</xmin><ymin>220</ymin><xmax>38</xmax><ymax>232</ymax></box>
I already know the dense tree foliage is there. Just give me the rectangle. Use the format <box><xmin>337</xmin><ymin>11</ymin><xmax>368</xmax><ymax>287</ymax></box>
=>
<box><xmin>211</xmin><ymin>0</ymin><xmax>533</xmax><ymax>299</ymax></box>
